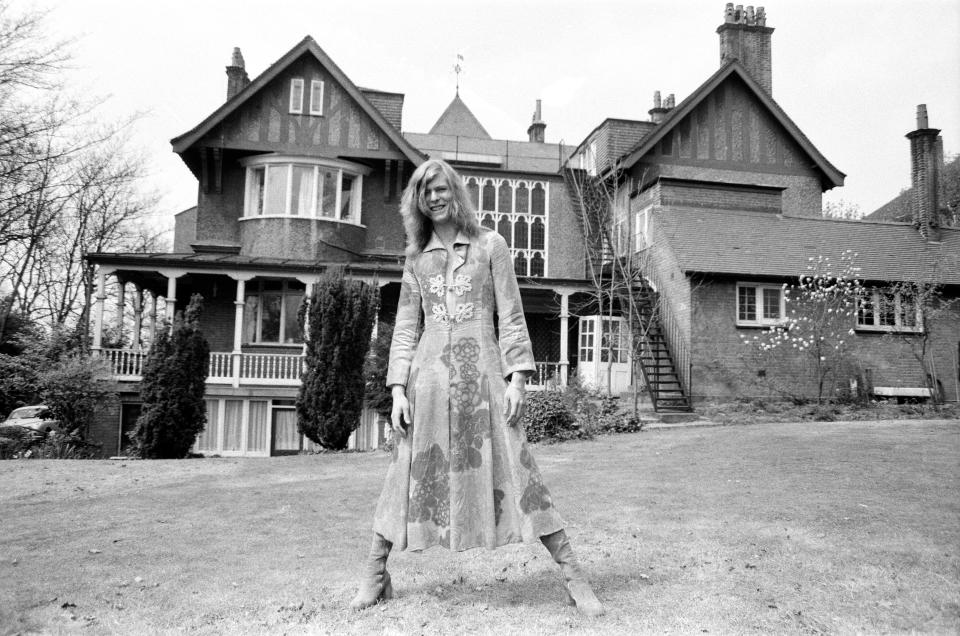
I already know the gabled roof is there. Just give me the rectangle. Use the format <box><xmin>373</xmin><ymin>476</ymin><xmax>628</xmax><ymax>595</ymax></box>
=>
<box><xmin>428</xmin><ymin>93</ymin><xmax>492</xmax><ymax>139</ymax></box>
<box><xmin>619</xmin><ymin>61</ymin><xmax>845</xmax><ymax>190</ymax></box>
<box><xmin>655</xmin><ymin>208</ymin><xmax>960</xmax><ymax>285</ymax></box>
<box><xmin>170</xmin><ymin>36</ymin><xmax>425</xmax><ymax>164</ymax></box>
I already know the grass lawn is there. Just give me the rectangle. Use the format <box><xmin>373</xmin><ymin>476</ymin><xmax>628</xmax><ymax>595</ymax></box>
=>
<box><xmin>1</xmin><ymin>419</ymin><xmax>958</xmax><ymax>635</ymax></box>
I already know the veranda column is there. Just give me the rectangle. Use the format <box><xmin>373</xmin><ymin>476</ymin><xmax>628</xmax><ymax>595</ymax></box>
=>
<box><xmin>158</xmin><ymin>269</ymin><xmax>187</xmax><ymax>334</ymax></box>
<box><xmin>148</xmin><ymin>292</ymin><xmax>158</xmax><ymax>342</ymax></box>
<box><xmin>115</xmin><ymin>279</ymin><xmax>126</xmax><ymax>346</ymax></box>
<box><xmin>228</xmin><ymin>273</ymin><xmax>256</xmax><ymax>388</ymax></box>
<box><xmin>92</xmin><ymin>266</ymin><xmax>113</xmax><ymax>354</ymax></box>
<box><xmin>131</xmin><ymin>285</ymin><xmax>143</xmax><ymax>350</ymax></box>
<box><xmin>558</xmin><ymin>291</ymin><xmax>570</xmax><ymax>386</ymax></box>
<box><xmin>296</xmin><ymin>275</ymin><xmax>317</xmax><ymax>357</ymax></box>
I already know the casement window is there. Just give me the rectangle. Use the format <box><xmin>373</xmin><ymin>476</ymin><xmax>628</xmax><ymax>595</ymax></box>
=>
<box><xmin>289</xmin><ymin>78</ymin><xmax>304</xmax><ymax>114</ymax></box>
<box><xmin>633</xmin><ymin>207</ymin><xmax>651</xmax><ymax>252</ymax></box>
<box><xmin>857</xmin><ymin>289</ymin><xmax>920</xmax><ymax>332</ymax></box>
<box><xmin>242</xmin><ymin>156</ymin><xmax>366</xmax><ymax>223</ymax></box>
<box><xmin>243</xmin><ymin>280</ymin><xmax>304</xmax><ymax>344</ymax></box>
<box><xmin>736</xmin><ymin>283</ymin><xmax>785</xmax><ymax>326</ymax></box>
<box><xmin>309</xmin><ymin>80</ymin><xmax>324</xmax><ymax>115</ymax></box>
<box><xmin>600</xmin><ymin>318</ymin><xmax>628</xmax><ymax>363</ymax></box>
<box><xmin>465</xmin><ymin>176</ymin><xmax>549</xmax><ymax>277</ymax></box>
<box><xmin>579</xmin><ymin>141</ymin><xmax>598</xmax><ymax>176</ymax></box>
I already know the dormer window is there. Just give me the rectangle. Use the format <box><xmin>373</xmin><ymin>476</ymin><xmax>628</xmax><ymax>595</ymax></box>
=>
<box><xmin>242</xmin><ymin>156</ymin><xmax>367</xmax><ymax>224</ymax></box>
<box><xmin>289</xmin><ymin>78</ymin><xmax>304</xmax><ymax>114</ymax></box>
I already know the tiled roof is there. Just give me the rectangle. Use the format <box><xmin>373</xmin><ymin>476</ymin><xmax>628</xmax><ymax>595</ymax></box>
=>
<box><xmin>620</xmin><ymin>62</ymin><xmax>845</xmax><ymax>189</ymax></box>
<box><xmin>170</xmin><ymin>37</ymin><xmax>424</xmax><ymax>165</ymax></box>
<box><xmin>428</xmin><ymin>94</ymin><xmax>491</xmax><ymax>139</ymax></box>
<box><xmin>654</xmin><ymin>207</ymin><xmax>960</xmax><ymax>284</ymax></box>
<box><xmin>405</xmin><ymin>132</ymin><xmax>575</xmax><ymax>174</ymax></box>
<box><xmin>359</xmin><ymin>88</ymin><xmax>404</xmax><ymax>131</ymax></box>
<box><xmin>86</xmin><ymin>251</ymin><xmax>405</xmax><ymax>274</ymax></box>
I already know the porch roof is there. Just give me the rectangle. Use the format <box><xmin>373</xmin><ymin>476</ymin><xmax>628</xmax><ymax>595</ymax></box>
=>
<box><xmin>655</xmin><ymin>208</ymin><xmax>960</xmax><ymax>285</ymax></box>
<box><xmin>86</xmin><ymin>251</ymin><xmax>405</xmax><ymax>275</ymax></box>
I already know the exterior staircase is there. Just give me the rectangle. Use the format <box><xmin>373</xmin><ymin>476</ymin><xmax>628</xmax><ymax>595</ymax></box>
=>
<box><xmin>562</xmin><ymin>167</ymin><xmax>692</xmax><ymax>413</ymax></box>
<box><xmin>632</xmin><ymin>282</ymin><xmax>693</xmax><ymax>412</ymax></box>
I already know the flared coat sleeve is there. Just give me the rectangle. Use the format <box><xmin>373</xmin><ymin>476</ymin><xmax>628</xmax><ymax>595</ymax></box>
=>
<box><xmin>488</xmin><ymin>232</ymin><xmax>536</xmax><ymax>380</ymax></box>
<box><xmin>386</xmin><ymin>256</ymin><xmax>422</xmax><ymax>388</ymax></box>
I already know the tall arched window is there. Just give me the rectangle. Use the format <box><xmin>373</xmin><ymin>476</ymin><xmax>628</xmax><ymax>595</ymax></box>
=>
<box><xmin>514</xmin><ymin>217</ymin><xmax>528</xmax><ymax>249</ymax></box>
<box><xmin>530</xmin><ymin>218</ymin><xmax>545</xmax><ymax>250</ymax></box>
<box><xmin>497</xmin><ymin>181</ymin><xmax>512</xmax><ymax>213</ymax></box>
<box><xmin>531</xmin><ymin>183</ymin><xmax>545</xmax><ymax>215</ymax></box>
<box><xmin>480</xmin><ymin>214</ymin><xmax>495</xmax><ymax>230</ymax></box>
<box><xmin>482</xmin><ymin>180</ymin><xmax>496</xmax><ymax>211</ymax></box>
<box><xmin>530</xmin><ymin>252</ymin><xmax>544</xmax><ymax>277</ymax></box>
<box><xmin>498</xmin><ymin>215</ymin><xmax>512</xmax><ymax>247</ymax></box>
<box><xmin>515</xmin><ymin>183</ymin><xmax>529</xmax><ymax>214</ymax></box>
<box><xmin>466</xmin><ymin>179</ymin><xmax>479</xmax><ymax>209</ymax></box>
<box><xmin>514</xmin><ymin>253</ymin><xmax>528</xmax><ymax>276</ymax></box>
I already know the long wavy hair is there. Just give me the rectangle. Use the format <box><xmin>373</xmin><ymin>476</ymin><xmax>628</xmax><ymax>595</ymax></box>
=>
<box><xmin>400</xmin><ymin>158</ymin><xmax>480</xmax><ymax>256</ymax></box>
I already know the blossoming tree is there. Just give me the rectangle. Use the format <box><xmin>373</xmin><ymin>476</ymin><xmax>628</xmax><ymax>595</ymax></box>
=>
<box><xmin>742</xmin><ymin>251</ymin><xmax>863</xmax><ymax>403</ymax></box>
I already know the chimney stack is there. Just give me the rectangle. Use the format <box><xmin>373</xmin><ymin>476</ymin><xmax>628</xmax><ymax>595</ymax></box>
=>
<box><xmin>648</xmin><ymin>91</ymin><xmax>675</xmax><ymax>123</ymax></box>
<box><xmin>717</xmin><ymin>4</ymin><xmax>774</xmax><ymax>94</ymax></box>
<box><xmin>527</xmin><ymin>99</ymin><xmax>546</xmax><ymax>143</ymax></box>
<box><xmin>226</xmin><ymin>47</ymin><xmax>250</xmax><ymax>100</ymax></box>
<box><xmin>907</xmin><ymin>104</ymin><xmax>944</xmax><ymax>241</ymax></box>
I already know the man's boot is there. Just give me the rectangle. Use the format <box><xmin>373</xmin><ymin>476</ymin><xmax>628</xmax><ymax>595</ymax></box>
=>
<box><xmin>540</xmin><ymin>529</ymin><xmax>605</xmax><ymax>617</ymax></box>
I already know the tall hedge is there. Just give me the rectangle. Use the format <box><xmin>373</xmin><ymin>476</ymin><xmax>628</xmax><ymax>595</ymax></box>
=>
<box><xmin>133</xmin><ymin>294</ymin><xmax>210</xmax><ymax>459</ymax></box>
<box><xmin>297</xmin><ymin>270</ymin><xmax>379</xmax><ymax>450</ymax></box>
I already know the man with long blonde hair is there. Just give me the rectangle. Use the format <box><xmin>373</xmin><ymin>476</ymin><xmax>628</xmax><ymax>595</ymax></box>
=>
<box><xmin>350</xmin><ymin>159</ymin><xmax>604</xmax><ymax>617</ymax></box>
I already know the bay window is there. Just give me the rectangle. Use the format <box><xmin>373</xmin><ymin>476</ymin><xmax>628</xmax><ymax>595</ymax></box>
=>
<box><xmin>242</xmin><ymin>156</ymin><xmax>366</xmax><ymax>223</ymax></box>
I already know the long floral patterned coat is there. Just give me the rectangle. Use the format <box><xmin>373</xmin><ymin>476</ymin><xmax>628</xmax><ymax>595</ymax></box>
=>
<box><xmin>373</xmin><ymin>228</ymin><xmax>564</xmax><ymax>551</ymax></box>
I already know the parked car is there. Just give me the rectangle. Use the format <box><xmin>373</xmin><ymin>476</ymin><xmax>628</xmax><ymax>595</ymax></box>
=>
<box><xmin>2</xmin><ymin>405</ymin><xmax>60</xmax><ymax>434</ymax></box>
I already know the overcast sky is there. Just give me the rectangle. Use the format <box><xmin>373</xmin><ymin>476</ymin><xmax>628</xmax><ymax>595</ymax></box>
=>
<box><xmin>37</xmin><ymin>0</ymin><xmax>960</xmax><ymax>229</ymax></box>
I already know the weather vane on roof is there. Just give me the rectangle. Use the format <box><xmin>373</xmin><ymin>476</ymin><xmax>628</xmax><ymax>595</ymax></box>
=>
<box><xmin>454</xmin><ymin>53</ymin><xmax>463</xmax><ymax>94</ymax></box>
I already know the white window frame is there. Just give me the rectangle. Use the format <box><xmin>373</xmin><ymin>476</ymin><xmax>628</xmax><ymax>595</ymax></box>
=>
<box><xmin>736</xmin><ymin>282</ymin><xmax>786</xmax><ymax>327</ymax></box>
<box><xmin>633</xmin><ymin>206</ymin><xmax>651</xmax><ymax>252</ymax></box>
<box><xmin>244</xmin><ymin>280</ymin><xmax>305</xmax><ymax>345</ymax></box>
<box><xmin>309</xmin><ymin>79</ymin><xmax>324</xmax><ymax>115</ymax></box>
<box><xmin>856</xmin><ymin>288</ymin><xmax>922</xmax><ymax>333</ymax></box>
<box><xmin>463</xmin><ymin>175</ymin><xmax>550</xmax><ymax>277</ymax></box>
<box><xmin>289</xmin><ymin>78</ymin><xmax>304</xmax><ymax>114</ymax></box>
<box><xmin>241</xmin><ymin>155</ymin><xmax>368</xmax><ymax>225</ymax></box>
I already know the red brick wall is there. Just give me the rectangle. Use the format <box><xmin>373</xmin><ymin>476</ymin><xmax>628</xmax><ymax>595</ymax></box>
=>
<box><xmin>690</xmin><ymin>280</ymin><xmax>960</xmax><ymax>402</ymax></box>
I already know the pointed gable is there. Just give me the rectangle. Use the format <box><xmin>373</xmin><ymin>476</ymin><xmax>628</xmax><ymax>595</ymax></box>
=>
<box><xmin>620</xmin><ymin>61</ymin><xmax>844</xmax><ymax>191</ymax></box>
<box><xmin>170</xmin><ymin>36</ymin><xmax>424</xmax><ymax>165</ymax></box>
<box><xmin>428</xmin><ymin>94</ymin><xmax>492</xmax><ymax>139</ymax></box>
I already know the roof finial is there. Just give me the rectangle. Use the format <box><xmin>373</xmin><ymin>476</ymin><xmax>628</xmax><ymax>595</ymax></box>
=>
<box><xmin>454</xmin><ymin>53</ymin><xmax>463</xmax><ymax>95</ymax></box>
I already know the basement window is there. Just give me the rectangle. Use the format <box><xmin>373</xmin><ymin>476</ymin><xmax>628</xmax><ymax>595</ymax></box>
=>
<box><xmin>736</xmin><ymin>283</ymin><xmax>785</xmax><ymax>326</ymax></box>
<box><xmin>242</xmin><ymin>156</ymin><xmax>368</xmax><ymax>224</ymax></box>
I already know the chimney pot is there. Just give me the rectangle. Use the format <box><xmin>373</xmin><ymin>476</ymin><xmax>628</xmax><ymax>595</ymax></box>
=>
<box><xmin>907</xmin><ymin>105</ymin><xmax>942</xmax><ymax>241</ymax></box>
<box><xmin>225</xmin><ymin>46</ymin><xmax>250</xmax><ymax>101</ymax></box>
<box><xmin>653</xmin><ymin>90</ymin><xmax>662</xmax><ymax>109</ymax></box>
<box><xmin>527</xmin><ymin>99</ymin><xmax>546</xmax><ymax>143</ymax></box>
<box><xmin>717</xmin><ymin>4</ymin><xmax>774</xmax><ymax>94</ymax></box>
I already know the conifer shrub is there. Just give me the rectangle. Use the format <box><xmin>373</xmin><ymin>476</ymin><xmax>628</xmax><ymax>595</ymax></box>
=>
<box><xmin>297</xmin><ymin>270</ymin><xmax>379</xmax><ymax>450</ymax></box>
<box><xmin>363</xmin><ymin>320</ymin><xmax>393</xmax><ymax>420</ymax></box>
<box><xmin>133</xmin><ymin>295</ymin><xmax>210</xmax><ymax>459</ymax></box>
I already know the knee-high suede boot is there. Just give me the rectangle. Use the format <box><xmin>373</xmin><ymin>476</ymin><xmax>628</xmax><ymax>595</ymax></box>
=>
<box><xmin>349</xmin><ymin>533</ymin><xmax>394</xmax><ymax>610</ymax></box>
<box><xmin>540</xmin><ymin>529</ymin><xmax>605</xmax><ymax>617</ymax></box>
